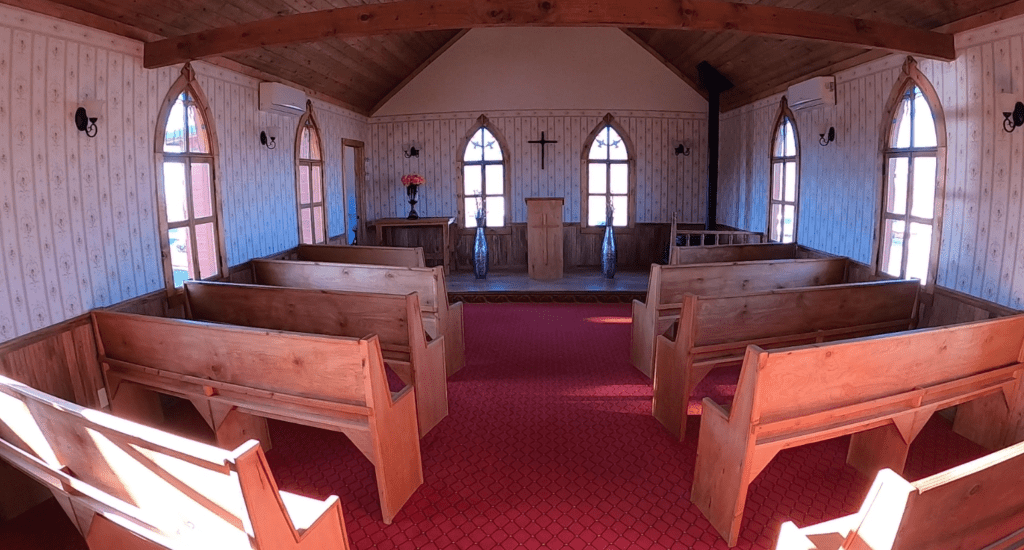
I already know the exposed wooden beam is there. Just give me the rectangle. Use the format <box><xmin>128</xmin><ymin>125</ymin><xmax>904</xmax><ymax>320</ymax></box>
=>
<box><xmin>144</xmin><ymin>0</ymin><xmax>956</xmax><ymax>69</ymax></box>
<box><xmin>370</xmin><ymin>29</ymin><xmax>469</xmax><ymax>115</ymax></box>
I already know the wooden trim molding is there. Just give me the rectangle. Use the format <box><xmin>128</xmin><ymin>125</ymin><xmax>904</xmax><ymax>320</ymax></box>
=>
<box><xmin>142</xmin><ymin>0</ymin><xmax>956</xmax><ymax>69</ymax></box>
<box><xmin>580</xmin><ymin>113</ymin><xmax>637</xmax><ymax>230</ymax></box>
<box><xmin>872</xmin><ymin>57</ymin><xmax>947</xmax><ymax>293</ymax></box>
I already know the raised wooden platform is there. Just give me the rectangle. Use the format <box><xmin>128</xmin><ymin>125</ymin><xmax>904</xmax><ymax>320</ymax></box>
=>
<box><xmin>447</xmin><ymin>269</ymin><xmax>648</xmax><ymax>303</ymax></box>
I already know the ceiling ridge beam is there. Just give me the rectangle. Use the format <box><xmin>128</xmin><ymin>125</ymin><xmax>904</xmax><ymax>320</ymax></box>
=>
<box><xmin>143</xmin><ymin>0</ymin><xmax>956</xmax><ymax>69</ymax></box>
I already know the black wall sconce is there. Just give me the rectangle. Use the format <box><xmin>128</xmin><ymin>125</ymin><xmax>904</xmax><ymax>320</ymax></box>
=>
<box><xmin>74</xmin><ymin>104</ymin><xmax>101</xmax><ymax>137</ymax></box>
<box><xmin>674</xmin><ymin>144</ymin><xmax>690</xmax><ymax>156</ymax></box>
<box><xmin>819</xmin><ymin>126</ymin><xmax>836</xmax><ymax>146</ymax></box>
<box><xmin>260</xmin><ymin>129</ymin><xmax>277</xmax><ymax>150</ymax></box>
<box><xmin>1004</xmin><ymin>102</ymin><xmax>1024</xmax><ymax>133</ymax></box>
<box><xmin>404</xmin><ymin>145</ymin><xmax>420</xmax><ymax>158</ymax></box>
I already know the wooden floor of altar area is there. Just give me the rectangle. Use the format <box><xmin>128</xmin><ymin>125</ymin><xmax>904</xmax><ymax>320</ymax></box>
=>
<box><xmin>447</xmin><ymin>269</ymin><xmax>648</xmax><ymax>303</ymax></box>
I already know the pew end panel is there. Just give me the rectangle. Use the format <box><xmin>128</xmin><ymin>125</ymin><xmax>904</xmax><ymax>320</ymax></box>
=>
<box><xmin>0</xmin><ymin>375</ymin><xmax>351</xmax><ymax>550</ymax></box>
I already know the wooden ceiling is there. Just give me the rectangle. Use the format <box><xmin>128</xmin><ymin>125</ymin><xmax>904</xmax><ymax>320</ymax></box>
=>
<box><xmin>8</xmin><ymin>0</ymin><xmax>1024</xmax><ymax>114</ymax></box>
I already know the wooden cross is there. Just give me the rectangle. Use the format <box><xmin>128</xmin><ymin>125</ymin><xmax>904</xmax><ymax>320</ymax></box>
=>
<box><xmin>528</xmin><ymin>131</ymin><xmax>558</xmax><ymax>170</ymax></box>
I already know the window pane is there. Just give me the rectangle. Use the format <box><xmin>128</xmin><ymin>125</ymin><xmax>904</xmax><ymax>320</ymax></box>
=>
<box><xmin>313</xmin><ymin>206</ymin><xmax>324</xmax><ymax>243</ymax></box>
<box><xmin>892</xmin><ymin>95</ymin><xmax>912</xmax><ymax>149</ymax></box>
<box><xmin>589</xmin><ymin>127</ymin><xmax>608</xmax><ymax>160</ymax></box>
<box><xmin>300</xmin><ymin>207</ymin><xmax>313</xmax><ymax>244</ymax></box>
<box><xmin>607</xmin><ymin>127</ymin><xmax>627</xmax><ymax>160</ymax></box>
<box><xmin>481</xmin><ymin>128</ymin><xmax>502</xmax><ymax>161</ymax></box>
<box><xmin>485</xmin><ymin>164</ymin><xmax>504</xmax><ymax>195</ymax></box>
<box><xmin>784</xmin><ymin>161</ymin><xmax>797</xmax><ymax>202</ymax></box>
<box><xmin>913</xmin><ymin>89</ymin><xmax>937</xmax><ymax>148</ymax></box>
<box><xmin>191</xmin><ymin>163</ymin><xmax>213</xmax><ymax>219</ymax></box>
<box><xmin>772</xmin><ymin>163</ymin><xmax>784</xmax><ymax>202</ymax></box>
<box><xmin>783</xmin><ymin>120</ymin><xmax>796</xmax><ymax>156</ymax></box>
<box><xmin>886</xmin><ymin>157</ymin><xmax>908</xmax><ymax>215</ymax></box>
<box><xmin>194</xmin><ymin>222</ymin><xmax>218</xmax><ymax>279</ymax></box>
<box><xmin>611</xmin><ymin>195</ymin><xmax>627</xmax><ymax>227</ymax></box>
<box><xmin>770</xmin><ymin>204</ymin><xmax>782</xmax><ymax>241</ymax></box>
<box><xmin>163</xmin><ymin>162</ymin><xmax>188</xmax><ymax>223</ymax></box>
<box><xmin>186</xmin><ymin>103</ymin><xmax>209</xmax><ymax>153</ymax></box>
<box><xmin>464</xmin><ymin>129</ymin><xmax>484</xmax><ymax>162</ymax></box>
<box><xmin>312</xmin><ymin>165</ymin><xmax>323</xmax><ymax>203</ymax></box>
<box><xmin>464</xmin><ymin>166</ymin><xmax>482</xmax><ymax>196</ymax></box>
<box><xmin>589</xmin><ymin>163</ymin><xmax>607</xmax><ymax>194</ymax></box>
<box><xmin>782</xmin><ymin>204</ymin><xmax>795</xmax><ymax>243</ymax></box>
<box><xmin>907</xmin><ymin>222</ymin><xmax>933</xmax><ymax>285</ymax></box>
<box><xmin>773</xmin><ymin>122</ymin><xmax>786</xmax><ymax>157</ymax></box>
<box><xmin>300</xmin><ymin>127</ymin><xmax>310</xmax><ymax>159</ymax></box>
<box><xmin>609</xmin><ymin>164</ymin><xmax>628</xmax><ymax>194</ymax></box>
<box><xmin>168</xmin><ymin>226</ymin><xmax>192</xmax><ymax>287</ymax></box>
<box><xmin>486</xmin><ymin>197</ymin><xmax>505</xmax><ymax>228</ymax></box>
<box><xmin>163</xmin><ymin>95</ymin><xmax>186</xmax><ymax>153</ymax></box>
<box><xmin>881</xmin><ymin>219</ymin><xmax>905</xmax><ymax>277</ymax></box>
<box><xmin>309</xmin><ymin>127</ymin><xmax>321</xmax><ymax>160</ymax></box>
<box><xmin>589</xmin><ymin>196</ymin><xmax>609</xmax><ymax>226</ymax></box>
<box><xmin>464</xmin><ymin>198</ymin><xmax>479</xmax><ymax>228</ymax></box>
<box><xmin>299</xmin><ymin>165</ymin><xmax>311</xmax><ymax>204</ymax></box>
<box><xmin>911</xmin><ymin>156</ymin><xmax>936</xmax><ymax>219</ymax></box>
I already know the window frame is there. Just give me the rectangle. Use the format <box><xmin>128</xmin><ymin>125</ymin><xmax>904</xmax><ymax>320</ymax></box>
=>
<box><xmin>874</xmin><ymin>58</ymin><xmax>947</xmax><ymax>290</ymax></box>
<box><xmin>153</xmin><ymin>64</ymin><xmax>227</xmax><ymax>294</ymax></box>
<box><xmin>580</xmin><ymin>113</ymin><xmax>636</xmax><ymax>231</ymax></box>
<box><xmin>295</xmin><ymin>101</ymin><xmax>327</xmax><ymax>245</ymax></box>
<box><xmin>768</xmin><ymin>99</ymin><xmax>800</xmax><ymax>243</ymax></box>
<box><xmin>457</xmin><ymin>115</ymin><xmax>512</xmax><ymax>233</ymax></box>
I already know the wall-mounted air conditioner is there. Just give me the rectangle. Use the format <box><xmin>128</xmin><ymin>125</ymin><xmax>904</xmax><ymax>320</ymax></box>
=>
<box><xmin>259</xmin><ymin>82</ymin><xmax>306</xmax><ymax>117</ymax></box>
<box><xmin>787</xmin><ymin>76</ymin><xmax>836</xmax><ymax>110</ymax></box>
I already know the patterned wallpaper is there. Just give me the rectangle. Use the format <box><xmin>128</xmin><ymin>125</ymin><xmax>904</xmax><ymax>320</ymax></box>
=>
<box><xmin>0</xmin><ymin>4</ymin><xmax>366</xmax><ymax>343</ymax></box>
<box><xmin>366</xmin><ymin>110</ymin><xmax>708</xmax><ymax>225</ymax></box>
<box><xmin>719</xmin><ymin>14</ymin><xmax>1024</xmax><ymax>309</ymax></box>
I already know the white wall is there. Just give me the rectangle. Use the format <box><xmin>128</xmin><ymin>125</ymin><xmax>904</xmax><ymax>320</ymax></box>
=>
<box><xmin>375</xmin><ymin>28</ymin><xmax>707</xmax><ymax>116</ymax></box>
<box><xmin>369</xmin><ymin>27</ymin><xmax>708</xmax><ymax>225</ymax></box>
<box><xmin>719</xmin><ymin>15</ymin><xmax>1024</xmax><ymax>309</ymax></box>
<box><xmin>0</xmin><ymin>4</ymin><xmax>367</xmax><ymax>343</ymax></box>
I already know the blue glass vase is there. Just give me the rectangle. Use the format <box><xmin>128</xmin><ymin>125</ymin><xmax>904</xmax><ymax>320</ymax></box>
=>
<box><xmin>601</xmin><ymin>223</ymin><xmax>616</xmax><ymax>279</ymax></box>
<box><xmin>473</xmin><ymin>216</ymin><xmax>489</xmax><ymax>279</ymax></box>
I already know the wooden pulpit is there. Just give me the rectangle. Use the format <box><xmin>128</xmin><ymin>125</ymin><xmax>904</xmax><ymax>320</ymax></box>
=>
<box><xmin>526</xmin><ymin>198</ymin><xmax>564</xmax><ymax>280</ymax></box>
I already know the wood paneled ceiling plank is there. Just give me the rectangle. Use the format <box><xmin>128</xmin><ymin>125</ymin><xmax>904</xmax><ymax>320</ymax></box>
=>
<box><xmin>143</xmin><ymin>0</ymin><xmax>956</xmax><ymax>68</ymax></box>
<box><xmin>370</xmin><ymin>28</ymin><xmax>470</xmax><ymax>115</ymax></box>
<box><xmin>271</xmin><ymin>42</ymin><xmax>396</xmax><ymax>92</ymax></box>
<box><xmin>0</xmin><ymin>0</ymin><xmax>162</xmax><ymax>40</ymax></box>
<box><xmin>620</xmin><ymin>29</ymin><xmax>707</xmax><ymax>99</ymax></box>
<box><xmin>230</xmin><ymin>47</ymin><xmax>383</xmax><ymax>108</ymax></box>
<box><xmin>323</xmin><ymin>36</ymin><xmax>416</xmax><ymax>81</ymax></box>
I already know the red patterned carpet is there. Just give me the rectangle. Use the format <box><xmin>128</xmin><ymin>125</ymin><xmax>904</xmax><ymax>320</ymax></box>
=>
<box><xmin>0</xmin><ymin>303</ymin><xmax>992</xmax><ymax>549</ymax></box>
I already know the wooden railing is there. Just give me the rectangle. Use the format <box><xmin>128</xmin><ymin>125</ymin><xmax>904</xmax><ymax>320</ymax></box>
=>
<box><xmin>669</xmin><ymin>217</ymin><xmax>765</xmax><ymax>247</ymax></box>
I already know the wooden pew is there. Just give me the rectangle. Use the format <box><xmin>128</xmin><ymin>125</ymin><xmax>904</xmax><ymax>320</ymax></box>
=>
<box><xmin>691</xmin><ymin>315</ymin><xmax>1024</xmax><ymax>546</ymax></box>
<box><xmin>774</xmin><ymin>442</ymin><xmax>1024</xmax><ymax>550</ymax></box>
<box><xmin>653</xmin><ymin>280</ymin><xmax>920</xmax><ymax>441</ymax></box>
<box><xmin>295</xmin><ymin>243</ymin><xmax>426</xmax><ymax>267</ymax></box>
<box><xmin>92</xmin><ymin>310</ymin><xmax>423</xmax><ymax>525</ymax></box>
<box><xmin>251</xmin><ymin>258</ymin><xmax>466</xmax><ymax>377</ymax></box>
<box><xmin>0</xmin><ymin>374</ymin><xmax>351</xmax><ymax>549</ymax></box>
<box><xmin>183</xmin><ymin>280</ymin><xmax>448</xmax><ymax>437</ymax></box>
<box><xmin>669</xmin><ymin>242</ymin><xmax>807</xmax><ymax>264</ymax></box>
<box><xmin>631</xmin><ymin>257</ymin><xmax>851</xmax><ymax>378</ymax></box>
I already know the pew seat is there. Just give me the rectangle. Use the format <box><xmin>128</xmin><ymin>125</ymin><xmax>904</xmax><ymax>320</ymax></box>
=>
<box><xmin>0</xmin><ymin>374</ymin><xmax>351</xmax><ymax>549</ymax></box>
<box><xmin>92</xmin><ymin>310</ymin><xmax>422</xmax><ymax>525</ymax></box>
<box><xmin>692</xmin><ymin>315</ymin><xmax>1024</xmax><ymax>546</ymax></box>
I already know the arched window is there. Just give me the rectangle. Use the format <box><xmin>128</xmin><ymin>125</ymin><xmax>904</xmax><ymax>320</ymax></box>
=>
<box><xmin>155</xmin><ymin>65</ymin><xmax>224</xmax><ymax>290</ymax></box>
<box><xmin>460</xmin><ymin>116</ymin><xmax>509</xmax><ymax>228</ymax></box>
<box><xmin>878</xmin><ymin>60</ymin><xmax>945</xmax><ymax>286</ymax></box>
<box><xmin>296</xmin><ymin>102</ymin><xmax>326</xmax><ymax>244</ymax></box>
<box><xmin>769</xmin><ymin>101</ymin><xmax>799</xmax><ymax>243</ymax></box>
<box><xmin>583</xmin><ymin>114</ymin><xmax>634</xmax><ymax>227</ymax></box>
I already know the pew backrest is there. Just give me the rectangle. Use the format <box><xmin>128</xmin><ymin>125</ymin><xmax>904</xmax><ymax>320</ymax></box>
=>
<box><xmin>183</xmin><ymin>281</ymin><xmax>420</xmax><ymax>358</ymax></box>
<box><xmin>654</xmin><ymin>258</ymin><xmax>849</xmax><ymax>307</ymax></box>
<box><xmin>744</xmin><ymin>315</ymin><xmax>1024</xmax><ymax>429</ymax></box>
<box><xmin>252</xmin><ymin>259</ymin><xmax>445</xmax><ymax>312</ymax></box>
<box><xmin>0</xmin><ymin>374</ymin><xmax>348</xmax><ymax>549</ymax></box>
<box><xmin>92</xmin><ymin>310</ymin><xmax>384</xmax><ymax>409</ymax></box>
<box><xmin>776</xmin><ymin>441</ymin><xmax>1024</xmax><ymax>549</ymax></box>
<box><xmin>296</xmin><ymin>244</ymin><xmax>426</xmax><ymax>268</ymax></box>
<box><xmin>669</xmin><ymin>242</ymin><xmax>800</xmax><ymax>265</ymax></box>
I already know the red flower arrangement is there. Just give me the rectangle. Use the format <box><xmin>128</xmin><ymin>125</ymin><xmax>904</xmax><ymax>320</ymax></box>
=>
<box><xmin>401</xmin><ymin>174</ymin><xmax>425</xmax><ymax>186</ymax></box>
